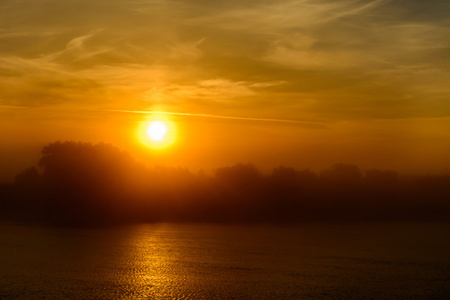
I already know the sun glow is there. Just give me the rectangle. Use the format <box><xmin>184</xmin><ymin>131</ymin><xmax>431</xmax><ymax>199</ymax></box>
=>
<box><xmin>137</xmin><ymin>117</ymin><xmax>177</xmax><ymax>149</ymax></box>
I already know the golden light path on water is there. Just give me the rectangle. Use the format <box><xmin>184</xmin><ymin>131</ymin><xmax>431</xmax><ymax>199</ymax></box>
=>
<box><xmin>1</xmin><ymin>223</ymin><xmax>450</xmax><ymax>298</ymax></box>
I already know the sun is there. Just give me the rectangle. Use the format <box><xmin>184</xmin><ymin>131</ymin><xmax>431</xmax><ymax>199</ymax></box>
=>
<box><xmin>136</xmin><ymin>117</ymin><xmax>177</xmax><ymax>149</ymax></box>
<box><xmin>147</xmin><ymin>121</ymin><xmax>167</xmax><ymax>141</ymax></box>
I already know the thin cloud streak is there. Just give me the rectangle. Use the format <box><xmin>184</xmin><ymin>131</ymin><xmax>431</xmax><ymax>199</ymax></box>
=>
<box><xmin>0</xmin><ymin>105</ymin><xmax>326</xmax><ymax>128</ymax></box>
<box><xmin>318</xmin><ymin>0</ymin><xmax>388</xmax><ymax>24</ymax></box>
<box><xmin>106</xmin><ymin>109</ymin><xmax>327</xmax><ymax>128</ymax></box>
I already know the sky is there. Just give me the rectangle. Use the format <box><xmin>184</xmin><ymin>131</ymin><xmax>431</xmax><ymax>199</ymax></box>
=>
<box><xmin>1</xmin><ymin>0</ymin><xmax>450</xmax><ymax>180</ymax></box>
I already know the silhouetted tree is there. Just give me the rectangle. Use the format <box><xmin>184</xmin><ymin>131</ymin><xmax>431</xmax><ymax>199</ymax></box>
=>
<box><xmin>318</xmin><ymin>164</ymin><xmax>363</xmax><ymax>220</ymax></box>
<box><xmin>37</xmin><ymin>141</ymin><xmax>147</xmax><ymax>225</ymax></box>
<box><xmin>14</xmin><ymin>166</ymin><xmax>40</xmax><ymax>189</ymax></box>
<box><xmin>363</xmin><ymin>169</ymin><xmax>399</xmax><ymax>197</ymax></box>
<box><xmin>213</xmin><ymin>163</ymin><xmax>264</xmax><ymax>221</ymax></box>
<box><xmin>320</xmin><ymin>163</ymin><xmax>362</xmax><ymax>186</ymax></box>
<box><xmin>1</xmin><ymin>141</ymin><xmax>450</xmax><ymax>225</ymax></box>
<box><xmin>0</xmin><ymin>182</ymin><xmax>14</xmax><ymax>219</ymax></box>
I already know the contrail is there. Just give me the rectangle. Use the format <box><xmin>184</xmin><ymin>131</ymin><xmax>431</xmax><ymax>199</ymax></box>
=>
<box><xmin>106</xmin><ymin>109</ymin><xmax>326</xmax><ymax>127</ymax></box>
<box><xmin>0</xmin><ymin>105</ymin><xmax>326</xmax><ymax>128</ymax></box>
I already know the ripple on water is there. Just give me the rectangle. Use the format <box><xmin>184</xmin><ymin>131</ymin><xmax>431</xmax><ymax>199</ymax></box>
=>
<box><xmin>0</xmin><ymin>222</ymin><xmax>449</xmax><ymax>299</ymax></box>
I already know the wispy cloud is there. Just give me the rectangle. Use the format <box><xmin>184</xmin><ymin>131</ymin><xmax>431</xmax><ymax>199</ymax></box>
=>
<box><xmin>1</xmin><ymin>0</ymin><xmax>449</xmax><ymax>121</ymax></box>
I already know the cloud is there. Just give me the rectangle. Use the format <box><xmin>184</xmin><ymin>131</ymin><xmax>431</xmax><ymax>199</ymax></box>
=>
<box><xmin>141</xmin><ymin>79</ymin><xmax>286</xmax><ymax>106</ymax></box>
<box><xmin>1</xmin><ymin>0</ymin><xmax>449</xmax><ymax>122</ymax></box>
<box><xmin>168</xmin><ymin>37</ymin><xmax>206</xmax><ymax>61</ymax></box>
<box><xmin>187</xmin><ymin>0</ymin><xmax>387</xmax><ymax>33</ymax></box>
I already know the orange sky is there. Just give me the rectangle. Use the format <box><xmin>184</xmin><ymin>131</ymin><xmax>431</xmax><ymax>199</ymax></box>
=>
<box><xmin>1</xmin><ymin>0</ymin><xmax>450</xmax><ymax>181</ymax></box>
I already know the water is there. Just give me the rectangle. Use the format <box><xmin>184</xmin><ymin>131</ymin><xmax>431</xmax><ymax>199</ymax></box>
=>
<box><xmin>1</xmin><ymin>222</ymin><xmax>449</xmax><ymax>299</ymax></box>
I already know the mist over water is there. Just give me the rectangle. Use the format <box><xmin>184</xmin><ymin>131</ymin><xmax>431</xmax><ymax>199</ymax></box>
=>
<box><xmin>2</xmin><ymin>142</ymin><xmax>450</xmax><ymax>226</ymax></box>
<box><xmin>1</xmin><ymin>222</ymin><xmax>449</xmax><ymax>299</ymax></box>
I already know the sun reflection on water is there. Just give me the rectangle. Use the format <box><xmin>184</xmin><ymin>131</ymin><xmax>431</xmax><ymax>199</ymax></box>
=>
<box><xmin>2</xmin><ymin>223</ymin><xmax>449</xmax><ymax>299</ymax></box>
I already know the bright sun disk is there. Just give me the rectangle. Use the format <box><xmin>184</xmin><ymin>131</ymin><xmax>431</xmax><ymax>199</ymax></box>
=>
<box><xmin>147</xmin><ymin>121</ymin><xmax>167</xmax><ymax>141</ymax></box>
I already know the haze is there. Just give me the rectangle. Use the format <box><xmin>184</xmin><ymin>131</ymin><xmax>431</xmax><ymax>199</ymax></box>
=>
<box><xmin>1</xmin><ymin>0</ymin><xmax>450</xmax><ymax>181</ymax></box>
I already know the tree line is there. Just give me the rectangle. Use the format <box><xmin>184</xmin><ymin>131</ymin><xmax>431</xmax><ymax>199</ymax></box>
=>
<box><xmin>1</xmin><ymin>141</ymin><xmax>449</xmax><ymax>226</ymax></box>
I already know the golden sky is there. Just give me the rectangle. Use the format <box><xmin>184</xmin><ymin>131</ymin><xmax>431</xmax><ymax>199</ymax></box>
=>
<box><xmin>1</xmin><ymin>0</ymin><xmax>450</xmax><ymax>180</ymax></box>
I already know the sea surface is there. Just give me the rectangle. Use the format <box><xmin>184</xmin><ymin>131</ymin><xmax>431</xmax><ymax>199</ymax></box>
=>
<box><xmin>1</xmin><ymin>222</ymin><xmax>449</xmax><ymax>299</ymax></box>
